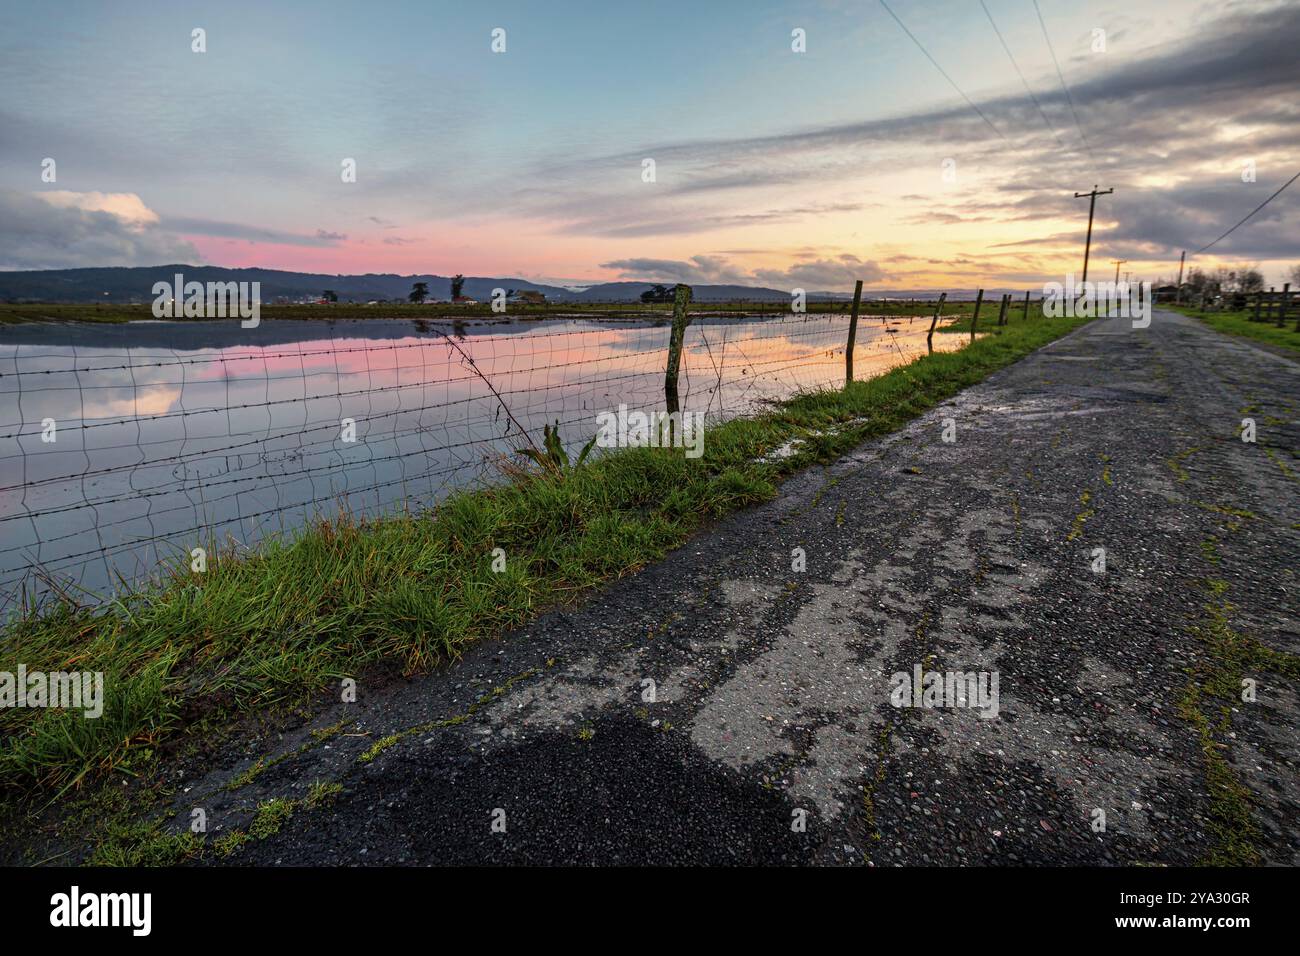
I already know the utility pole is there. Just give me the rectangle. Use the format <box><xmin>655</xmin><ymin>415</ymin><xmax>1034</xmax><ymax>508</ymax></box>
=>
<box><xmin>1176</xmin><ymin>250</ymin><xmax>1186</xmax><ymax>304</ymax></box>
<box><xmin>1111</xmin><ymin>259</ymin><xmax>1127</xmax><ymax>284</ymax></box>
<box><xmin>1074</xmin><ymin>185</ymin><xmax>1113</xmax><ymax>286</ymax></box>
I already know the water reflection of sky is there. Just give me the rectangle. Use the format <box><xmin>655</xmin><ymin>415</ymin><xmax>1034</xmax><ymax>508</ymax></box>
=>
<box><xmin>0</xmin><ymin>314</ymin><xmax>961</xmax><ymax>602</ymax></box>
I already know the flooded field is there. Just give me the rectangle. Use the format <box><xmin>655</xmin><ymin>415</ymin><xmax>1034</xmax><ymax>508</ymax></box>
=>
<box><xmin>0</xmin><ymin>312</ymin><xmax>963</xmax><ymax>602</ymax></box>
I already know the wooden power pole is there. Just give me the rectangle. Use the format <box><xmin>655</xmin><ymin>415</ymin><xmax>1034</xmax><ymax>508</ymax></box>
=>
<box><xmin>1074</xmin><ymin>185</ymin><xmax>1113</xmax><ymax>285</ymax></box>
<box><xmin>1111</xmin><ymin>259</ymin><xmax>1127</xmax><ymax>283</ymax></box>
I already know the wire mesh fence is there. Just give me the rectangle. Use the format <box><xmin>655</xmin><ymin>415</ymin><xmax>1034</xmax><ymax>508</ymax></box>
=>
<box><xmin>0</xmin><ymin>310</ymin><xmax>961</xmax><ymax>606</ymax></box>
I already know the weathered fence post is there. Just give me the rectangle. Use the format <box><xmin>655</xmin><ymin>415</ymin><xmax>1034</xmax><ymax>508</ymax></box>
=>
<box><xmin>926</xmin><ymin>292</ymin><xmax>947</xmax><ymax>354</ymax></box>
<box><xmin>664</xmin><ymin>283</ymin><xmax>693</xmax><ymax>415</ymax></box>
<box><xmin>1023</xmin><ymin>290</ymin><xmax>1031</xmax><ymax>322</ymax></box>
<box><xmin>1279</xmin><ymin>283</ymin><xmax>1291</xmax><ymax>328</ymax></box>
<box><xmin>845</xmin><ymin>279</ymin><xmax>863</xmax><ymax>388</ymax></box>
<box><xmin>997</xmin><ymin>293</ymin><xmax>1010</xmax><ymax>327</ymax></box>
<box><xmin>970</xmin><ymin>289</ymin><xmax>984</xmax><ymax>344</ymax></box>
<box><xmin>1253</xmin><ymin>291</ymin><xmax>1263</xmax><ymax>321</ymax></box>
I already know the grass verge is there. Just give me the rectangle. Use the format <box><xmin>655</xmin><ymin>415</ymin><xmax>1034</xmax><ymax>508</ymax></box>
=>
<box><xmin>936</xmin><ymin>299</ymin><xmax>1044</xmax><ymax>332</ymax></box>
<box><xmin>1167</xmin><ymin>304</ymin><xmax>1300</xmax><ymax>356</ymax></box>
<box><xmin>0</xmin><ymin>308</ymin><xmax>1091</xmax><ymax>796</ymax></box>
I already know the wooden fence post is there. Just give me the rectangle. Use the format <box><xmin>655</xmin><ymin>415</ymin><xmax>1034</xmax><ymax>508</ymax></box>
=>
<box><xmin>926</xmin><ymin>292</ymin><xmax>948</xmax><ymax>354</ymax></box>
<box><xmin>1253</xmin><ymin>291</ymin><xmax>1263</xmax><ymax>322</ymax></box>
<box><xmin>1023</xmin><ymin>290</ymin><xmax>1031</xmax><ymax>322</ymax></box>
<box><xmin>970</xmin><ymin>289</ymin><xmax>984</xmax><ymax>344</ymax></box>
<box><xmin>664</xmin><ymin>283</ymin><xmax>693</xmax><ymax>415</ymax></box>
<box><xmin>1279</xmin><ymin>283</ymin><xmax>1291</xmax><ymax>329</ymax></box>
<box><xmin>845</xmin><ymin>279</ymin><xmax>863</xmax><ymax>388</ymax></box>
<box><xmin>997</xmin><ymin>293</ymin><xmax>1010</xmax><ymax>327</ymax></box>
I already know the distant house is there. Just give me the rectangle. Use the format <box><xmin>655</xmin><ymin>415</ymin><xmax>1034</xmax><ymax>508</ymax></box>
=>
<box><xmin>508</xmin><ymin>290</ymin><xmax>547</xmax><ymax>305</ymax></box>
<box><xmin>452</xmin><ymin>296</ymin><xmax>478</xmax><ymax>305</ymax></box>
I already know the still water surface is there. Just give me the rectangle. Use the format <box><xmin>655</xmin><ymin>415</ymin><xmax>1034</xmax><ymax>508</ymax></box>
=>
<box><xmin>0</xmin><ymin>313</ymin><xmax>961</xmax><ymax>601</ymax></box>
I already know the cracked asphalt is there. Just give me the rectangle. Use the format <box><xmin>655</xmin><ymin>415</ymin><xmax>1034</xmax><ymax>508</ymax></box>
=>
<box><xmin>179</xmin><ymin>309</ymin><xmax>1299</xmax><ymax>866</ymax></box>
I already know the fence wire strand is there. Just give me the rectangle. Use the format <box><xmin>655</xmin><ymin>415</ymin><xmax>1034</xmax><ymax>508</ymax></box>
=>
<box><xmin>0</xmin><ymin>312</ymin><xmax>956</xmax><ymax>605</ymax></box>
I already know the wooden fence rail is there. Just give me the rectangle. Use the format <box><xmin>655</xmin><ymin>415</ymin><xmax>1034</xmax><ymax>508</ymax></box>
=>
<box><xmin>1248</xmin><ymin>284</ymin><xmax>1294</xmax><ymax>329</ymax></box>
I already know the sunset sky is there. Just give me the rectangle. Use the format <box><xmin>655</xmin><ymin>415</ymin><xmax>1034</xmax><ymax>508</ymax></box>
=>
<box><xmin>1</xmin><ymin>0</ymin><xmax>1296</xmax><ymax>290</ymax></box>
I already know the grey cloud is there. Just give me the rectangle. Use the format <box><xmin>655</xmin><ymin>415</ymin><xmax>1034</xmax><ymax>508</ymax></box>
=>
<box><xmin>552</xmin><ymin>200</ymin><xmax>871</xmax><ymax>240</ymax></box>
<box><xmin>598</xmin><ymin>253</ymin><xmax>889</xmax><ymax>291</ymax></box>
<box><xmin>164</xmin><ymin>217</ymin><xmax>345</xmax><ymax>247</ymax></box>
<box><xmin>0</xmin><ymin>189</ymin><xmax>200</xmax><ymax>270</ymax></box>
<box><xmin>491</xmin><ymin>2</ymin><xmax>1299</xmax><ymax>261</ymax></box>
<box><xmin>598</xmin><ymin>256</ymin><xmax>753</xmax><ymax>285</ymax></box>
<box><xmin>753</xmin><ymin>256</ymin><xmax>890</xmax><ymax>289</ymax></box>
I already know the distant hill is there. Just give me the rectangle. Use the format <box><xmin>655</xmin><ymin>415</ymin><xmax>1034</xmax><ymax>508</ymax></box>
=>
<box><xmin>0</xmin><ymin>266</ymin><xmax>869</xmax><ymax>304</ymax></box>
<box><xmin>0</xmin><ymin>266</ymin><xmax>571</xmax><ymax>304</ymax></box>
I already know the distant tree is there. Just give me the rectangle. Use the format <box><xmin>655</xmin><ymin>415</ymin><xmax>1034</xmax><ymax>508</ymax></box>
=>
<box><xmin>322</xmin><ymin>289</ymin><xmax>338</xmax><ymax>303</ymax></box>
<box><xmin>409</xmin><ymin>281</ymin><xmax>429</xmax><ymax>303</ymax></box>
<box><xmin>639</xmin><ymin>284</ymin><xmax>674</xmax><ymax>304</ymax></box>
<box><xmin>450</xmin><ymin>274</ymin><xmax>466</xmax><ymax>299</ymax></box>
<box><xmin>1237</xmin><ymin>268</ymin><xmax>1264</xmax><ymax>294</ymax></box>
<box><xmin>1290</xmin><ymin>264</ymin><xmax>1300</xmax><ymax>287</ymax></box>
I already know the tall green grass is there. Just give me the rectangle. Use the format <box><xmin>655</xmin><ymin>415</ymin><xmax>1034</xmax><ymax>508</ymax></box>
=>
<box><xmin>0</xmin><ymin>309</ymin><xmax>1090</xmax><ymax>793</ymax></box>
<box><xmin>1167</xmin><ymin>304</ymin><xmax>1300</xmax><ymax>356</ymax></box>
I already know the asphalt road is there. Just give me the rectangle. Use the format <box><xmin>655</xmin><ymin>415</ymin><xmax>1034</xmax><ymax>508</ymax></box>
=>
<box><xmin>182</xmin><ymin>309</ymin><xmax>1299</xmax><ymax>865</ymax></box>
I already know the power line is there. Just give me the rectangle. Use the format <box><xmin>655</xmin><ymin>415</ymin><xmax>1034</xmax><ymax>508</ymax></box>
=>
<box><xmin>878</xmin><ymin>0</ymin><xmax>1083</xmax><ymax>205</ymax></box>
<box><xmin>1030</xmin><ymin>0</ymin><xmax>1132</xmax><ymax>268</ymax></box>
<box><xmin>880</xmin><ymin>0</ymin><xmax>1118</xmax><ymax>275</ymax></box>
<box><xmin>980</xmin><ymin>0</ymin><xmax>1067</xmax><ymax>151</ymax></box>
<box><xmin>1191</xmin><ymin>168</ymin><xmax>1300</xmax><ymax>256</ymax></box>
<box><xmin>1032</xmin><ymin>0</ymin><xmax>1097</xmax><ymax>170</ymax></box>
<box><xmin>878</xmin><ymin>0</ymin><xmax>1012</xmax><ymax>146</ymax></box>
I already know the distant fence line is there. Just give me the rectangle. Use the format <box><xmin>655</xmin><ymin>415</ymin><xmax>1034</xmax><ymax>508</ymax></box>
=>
<box><xmin>1249</xmin><ymin>284</ymin><xmax>1297</xmax><ymax>330</ymax></box>
<box><xmin>1184</xmin><ymin>282</ymin><xmax>1299</xmax><ymax>332</ymax></box>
